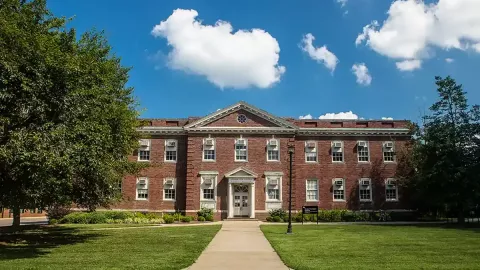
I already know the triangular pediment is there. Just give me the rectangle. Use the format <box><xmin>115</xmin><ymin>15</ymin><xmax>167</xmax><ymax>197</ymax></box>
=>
<box><xmin>184</xmin><ymin>101</ymin><xmax>297</xmax><ymax>129</ymax></box>
<box><xmin>225</xmin><ymin>167</ymin><xmax>258</xmax><ymax>178</ymax></box>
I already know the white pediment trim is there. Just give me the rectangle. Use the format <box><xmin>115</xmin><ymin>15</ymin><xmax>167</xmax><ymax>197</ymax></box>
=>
<box><xmin>225</xmin><ymin>167</ymin><xmax>258</xmax><ymax>178</ymax></box>
<box><xmin>184</xmin><ymin>101</ymin><xmax>298</xmax><ymax>130</ymax></box>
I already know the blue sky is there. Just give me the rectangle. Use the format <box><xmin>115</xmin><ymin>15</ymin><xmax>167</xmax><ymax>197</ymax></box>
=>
<box><xmin>47</xmin><ymin>0</ymin><xmax>480</xmax><ymax>122</ymax></box>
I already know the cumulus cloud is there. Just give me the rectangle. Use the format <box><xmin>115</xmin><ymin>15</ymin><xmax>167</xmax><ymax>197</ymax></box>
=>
<box><xmin>336</xmin><ymin>0</ymin><xmax>348</xmax><ymax>8</ymax></box>
<box><xmin>382</xmin><ymin>117</ymin><xmax>394</xmax><ymax>120</ymax></box>
<box><xmin>301</xmin><ymin>33</ymin><xmax>339</xmax><ymax>72</ymax></box>
<box><xmin>299</xmin><ymin>114</ymin><xmax>313</xmax><ymax>120</ymax></box>
<box><xmin>396</xmin><ymin>59</ymin><xmax>422</xmax><ymax>71</ymax></box>
<box><xmin>445</xmin><ymin>58</ymin><xmax>454</xmax><ymax>63</ymax></box>
<box><xmin>151</xmin><ymin>9</ymin><xmax>285</xmax><ymax>89</ymax></box>
<box><xmin>319</xmin><ymin>111</ymin><xmax>359</xmax><ymax>120</ymax></box>
<box><xmin>356</xmin><ymin>0</ymin><xmax>480</xmax><ymax>70</ymax></box>
<box><xmin>351</xmin><ymin>63</ymin><xmax>372</xmax><ymax>86</ymax></box>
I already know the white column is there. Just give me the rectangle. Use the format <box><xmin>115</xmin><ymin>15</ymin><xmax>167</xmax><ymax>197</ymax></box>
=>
<box><xmin>250</xmin><ymin>182</ymin><xmax>255</xmax><ymax>218</ymax></box>
<box><xmin>228</xmin><ymin>182</ymin><xmax>233</xmax><ymax>218</ymax></box>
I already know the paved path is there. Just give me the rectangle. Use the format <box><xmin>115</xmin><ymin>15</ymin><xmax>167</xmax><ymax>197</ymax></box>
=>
<box><xmin>188</xmin><ymin>221</ymin><xmax>288</xmax><ymax>270</ymax></box>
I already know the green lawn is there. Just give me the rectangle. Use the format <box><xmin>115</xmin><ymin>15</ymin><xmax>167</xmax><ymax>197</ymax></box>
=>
<box><xmin>261</xmin><ymin>224</ymin><xmax>480</xmax><ymax>270</ymax></box>
<box><xmin>0</xmin><ymin>224</ymin><xmax>221</xmax><ymax>270</ymax></box>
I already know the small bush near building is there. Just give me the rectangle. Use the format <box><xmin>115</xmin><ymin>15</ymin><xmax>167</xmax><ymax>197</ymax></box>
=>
<box><xmin>181</xmin><ymin>216</ymin><xmax>192</xmax><ymax>223</ymax></box>
<box><xmin>163</xmin><ymin>215</ymin><xmax>175</xmax><ymax>224</ymax></box>
<box><xmin>198</xmin><ymin>216</ymin><xmax>206</xmax><ymax>222</ymax></box>
<box><xmin>49</xmin><ymin>218</ymin><xmax>58</xmax><ymax>225</ymax></box>
<box><xmin>269</xmin><ymin>209</ymin><xmax>287</xmax><ymax>221</ymax></box>
<box><xmin>272</xmin><ymin>216</ymin><xmax>283</xmax><ymax>222</ymax></box>
<box><xmin>197</xmin><ymin>207</ymin><xmax>214</xmax><ymax>221</ymax></box>
<box><xmin>59</xmin><ymin>211</ymin><xmax>164</xmax><ymax>224</ymax></box>
<box><xmin>270</xmin><ymin>209</ymin><xmax>421</xmax><ymax>223</ymax></box>
<box><xmin>46</xmin><ymin>205</ymin><xmax>72</xmax><ymax>220</ymax></box>
<box><xmin>205</xmin><ymin>215</ymin><xmax>214</xmax><ymax>222</ymax></box>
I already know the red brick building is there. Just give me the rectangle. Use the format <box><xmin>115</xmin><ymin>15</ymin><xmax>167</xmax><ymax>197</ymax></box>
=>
<box><xmin>115</xmin><ymin>101</ymin><xmax>410</xmax><ymax>220</ymax></box>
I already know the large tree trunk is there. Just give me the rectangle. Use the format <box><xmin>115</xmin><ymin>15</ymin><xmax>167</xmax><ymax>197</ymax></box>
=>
<box><xmin>12</xmin><ymin>206</ymin><xmax>21</xmax><ymax>228</ymax></box>
<box><xmin>457</xmin><ymin>210</ymin><xmax>465</xmax><ymax>225</ymax></box>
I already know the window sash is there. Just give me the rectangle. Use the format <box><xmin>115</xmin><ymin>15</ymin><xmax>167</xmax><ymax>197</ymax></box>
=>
<box><xmin>164</xmin><ymin>189</ymin><xmax>175</xmax><ymax>200</ymax></box>
<box><xmin>203</xmin><ymin>189</ymin><xmax>215</xmax><ymax>200</ymax></box>
<box><xmin>359</xmin><ymin>189</ymin><xmax>371</xmax><ymax>201</ymax></box>
<box><xmin>267</xmin><ymin>189</ymin><xmax>279</xmax><ymax>200</ymax></box>
<box><xmin>267</xmin><ymin>149</ymin><xmax>279</xmax><ymax>161</ymax></box>
<box><xmin>203</xmin><ymin>149</ymin><xmax>215</xmax><ymax>160</ymax></box>
<box><xmin>137</xmin><ymin>189</ymin><xmax>148</xmax><ymax>199</ymax></box>
<box><xmin>386</xmin><ymin>188</ymin><xmax>397</xmax><ymax>200</ymax></box>
<box><xmin>138</xmin><ymin>150</ymin><xmax>150</xmax><ymax>161</ymax></box>
<box><xmin>383</xmin><ymin>151</ymin><xmax>395</xmax><ymax>162</ymax></box>
<box><xmin>306</xmin><ymin>152</ymin><xmax>317</xmax><ymax>162</ymax></box>
<box><xmin>306</xmin><ymin>180</ymin><xmax>318</xmax><ymax>201</ymax></box>
<box><xmin>235</xmin><ymin>144</ymin><xmax>247</xmax><ymax>160</ymax></box>
<box><xmin>358</xmin><ymin>146</ymin><xmax>369</xmax><ymax>162</ymax></box>
<box><xmin>333</xmin><ymin>190</ymin><xmax>344</xmax><ymax>200</ymax></box>
<box><xmin>332</xmin><ymin>152</ymin><xmax>343</xmax><ymax>162</ymax></box>
<box><xmin>165</xmin><ymin>150</ymin><xmax>177</xmax><ymax>161</ymax></box>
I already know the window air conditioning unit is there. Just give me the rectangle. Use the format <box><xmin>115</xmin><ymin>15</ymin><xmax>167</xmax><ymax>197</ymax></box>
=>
<box><xmin>332</xmin><ymin>142</ymin><xmax>342</xmax><ymax>148</ymax></box>
<box><xmin>335</xmin><ymin>180</ymin><xmax>343</xmax><ymax>186</ymax></box>
<box><xmin>306</xmin><ymin>142</ymin><xmax>316</xmax><ymax>148</ymax></box>
<box><xmin>358</xmin><ymin>141</ymin><xmax>367</xmax><ymax>147</ymax></box>
<box><xmin>165</xmin><ymin>179</ymin><xmax>174</xmax><ymax>185</ymax></box>
<box><xmin>205</xmin><ymin>139</ymin><xmax>214</xmax><ymax>146</ymax></box>
<box><xmin>138</xmin><ymin>179</ymin><xmax>146</xmax><ymax>185</ymax></box>
<box><xmin>269</xmin><ymin>179</ymin><xmax>279</xmax><ymax>186</ymax></box>
<box><xmin>269</xmin><ymin>139</ymin><xmax>278</xmax><ymax>146</ymax></box>
<box><xmin>139</xmin><ymin>139</ymin><xmax>149</xmax><ymax>147</ymax></box>
<box><xmin>361</xmin><ymin>179</ymin><xmax>371</xmax><ymax>186</ymax></box>
<box><xmin>237</xmin><ymin>139</ymin><xmax>246</xmax><ymax>145</ymax></box>
<box><xmin>166</xmin><ymin>141</ymin><xmax>176</xmax><ymax>147</ymax></box>
<box><xmin>384</xmin><ymin>142</ymin><xmax>394</xmax><ymax>148</ymax></box>
<box><xmin>204</xmin><ymin>178</ymin><xmax>213</xmax><ymax>186</ymax></box>
<box><xmin>386</xmin><ymin>179</ymin><xmax>396</xmax><ymax>186</ymax></box>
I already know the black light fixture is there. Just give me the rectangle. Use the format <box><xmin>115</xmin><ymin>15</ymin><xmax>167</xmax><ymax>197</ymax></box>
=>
<box><xmin>287</xmin><ymin>145</ymin><xmax>294</xmax><ymax>234</ymax></box>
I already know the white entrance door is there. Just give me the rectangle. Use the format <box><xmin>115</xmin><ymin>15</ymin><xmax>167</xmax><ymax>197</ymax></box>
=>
<box><xmin>233</xmin><ymin>184</ymin><xmax>249</xmax><ymax>217</ymax></box>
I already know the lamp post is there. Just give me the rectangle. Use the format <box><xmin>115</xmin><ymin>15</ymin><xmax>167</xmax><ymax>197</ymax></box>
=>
<box><xmin>287</xmin><ymin>145</ymin><xmax>294</xmax><ymax>234</ymax></box>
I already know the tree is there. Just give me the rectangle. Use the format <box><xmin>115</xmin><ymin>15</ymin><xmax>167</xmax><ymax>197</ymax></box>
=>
<box><xmin>0</xmin><ymin>0</ymin><xmax>145</xmax><ymax>227</ymax></box>
<box><xmin>396</xmin><ymin>76</ymin><xmax>480</xmax><ymax>223</ymax></box>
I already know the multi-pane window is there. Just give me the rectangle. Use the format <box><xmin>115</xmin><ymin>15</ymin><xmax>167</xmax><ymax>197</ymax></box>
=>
<box><xmin>357</xmin><ymin>141</ymin><xmax>370</xmax><ymax>162</ymax></box>
<box><xmin>235</xmin><ymin>138</ymin><xmax>248</xmax><ymax>161</ymax></box>
<box><xmin>267</xmin><ymin>139</ymin><xmax>280</xmax><ymax>161</ymax></box>
<box><xmin>202</xmin><ymin>176</ymin><xmax>215</xmax><ymax>200</ymax></box>
<box><xmin>136</xmin><ymin>177</ymin><xmax>148</xmax><ymax>200</ymax></box>
<box><xmin>305</xmin><ymin>141</ymin><xmax>317</xmax><ymax>162</ymax></box>
<box><xmin>333</xmin><ymin>178</ymin><xmax>345</xmax><ymax>201</ymax></box>
<box><xmin>359</xmin><ymin>178</ymin><xmax>372</xmax><ymax>201</ymax></box>
<box><xmin>165</xmin><ymin>139</ymin><xmax>177</xmax><ymax>162</ymax></box>
<box><xmin>138</xmin><ymin>139</ymin><xmax>150</xmax><ymax>161</ymax></box>
<box><xmin>306</xmin><ymin>179</ymin><xmax>318</xmax><ymax>201</ymax></box>
<box><xmin>332</xmin><ymin>141</ymin><xmax>344</xmax><ymax>162</ymax></box>
<box><xmin>385</xmin><ymin>178</ymin><xmax>398</xmax><ymax>201</ymax></box>
<box><xmin>383</xmin><ymin>141</ymin><xmax>395</xmax><ymax>162</ymax></box>
<box><xmin>266</xmin><ymin>177</ymin><xmax>280</xmax><ymax>200</ymax></box>
<box><xmin>163</xmin><ymin>178</ymin><xmax>176</xmax><ymax>200</ymax></box>
<box><xmin>203</xmin><ymin>138</ymin><xmax>216</xmax><ymax>161</ymax></box>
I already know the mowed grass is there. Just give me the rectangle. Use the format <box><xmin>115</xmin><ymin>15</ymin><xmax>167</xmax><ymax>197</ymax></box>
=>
<box><xmin>261</xmin><ymin>224</ymin><xmax>480</xmax><ymax>270</ymax></box>
<box><xmin>0</xmin><ymin>224</ymin><xmax>221</xmax><ymax>270</ymax></box>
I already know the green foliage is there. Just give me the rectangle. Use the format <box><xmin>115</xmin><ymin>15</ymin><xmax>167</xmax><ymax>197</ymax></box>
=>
<box><xmin>272</xmin><ymin>216</ymin><xmax>283</xmax><ymax>222</ymax></box>
<box><xmin>0</xmin><ymin>0</ymin><xmax>145</xmax><ymax>226</ymax></box>
<box><xmin>46</xmin><ymin>205</ymin><xmax>72</xmax><ymax>220</ymax></box>
<box><xmin>163</xmin><ymin>215</ymin><xmax>175</xmax><ymax>224</ymax></box>
<box><xmin>48</xmin><ymin>218</ymin><xmax>58</xmax><ymax>225</ymax></box>
<box><xmin>181</xmin><ymin>216</ymin><xmax>192</xmax><ymax>223</ymax></box>
<box><xmin>265</xmin><ymin>216</ymin><xmax>273</xmax><ymax>222</ymax></box>
<box><xmin>197</xmin><ymin>207</ymin><xmax>214</xmax><ymax>221</ymax></box>
<box><xmin>268</xmin><ymin>209</ymin><xmax>287</xmax><ymax>220</ymax></box>
<box><xmin>197</xmin><ymin>216</ymin><xmax>206</xmax><ymax>222</ymax></box>
<box><xmin>205</xmin><ymin>215</ymin><xmax>214</xmax><ymax>222</ymax></box>
<box><xmin>59</xmin><ymin>211</ymin><xmax>164</xmax><ymax>224</ymax></box>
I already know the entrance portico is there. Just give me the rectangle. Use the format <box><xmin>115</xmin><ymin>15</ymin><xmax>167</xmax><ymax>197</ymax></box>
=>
<box><xmin>225</xmin><ymin>167</ymin><xmax>257</xmax><ymax>218</ymax></box>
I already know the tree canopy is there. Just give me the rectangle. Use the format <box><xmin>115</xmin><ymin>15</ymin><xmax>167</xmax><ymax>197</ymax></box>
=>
<box><xmin>0</xmin><ymin>0</ymin><xmax>145</xmax><ymax>226</ymax></box>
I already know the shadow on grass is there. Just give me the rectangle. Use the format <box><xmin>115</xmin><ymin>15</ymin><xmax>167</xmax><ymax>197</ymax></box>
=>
<box><xmin>0</xmin><ymin>225</ymin><xmax>103</xmax><ymax>260</ymax></box>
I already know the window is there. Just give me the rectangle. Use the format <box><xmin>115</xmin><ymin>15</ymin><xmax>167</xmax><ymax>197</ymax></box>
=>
<box><xmin>333</xmin><ymin>178</ymin><xmax>345</xmax><ymax>201</ymax></box>
<box><xmin>331</xmin><ymin>141</ymin><xmax>344</xmax><ymax>162</ymax></box>
<box><xmin>357</xmin><ymin>141</ymin><xmax>370</xmax><ymax>162</ymax></box>
<box><xmin>306</xmin><ymin>179</ymin><xmax>318</xmax><ymax>201</ymax></box>
<box><xmin>305</xmin><ymin>141</ymin><xmax>317</xmax><ymax>162</ymax></box>
<box><xmin>383</xmin><ymin>141</ymin><xmax>395</xmax><ymax>162</ymax></box>
<box><xmin>266</xmin><ymin>177</ymin><xmax>280</xmax><ymax>201</ymax></box>
<box><xmin>267</xmin><ymin>139</ymin><xmax>279</xmax><ymax>161</ymax></box>
<box><xmin>203</xmin><ymin>138</ymin><xmax>216</xmax><ymax>161</ymax></box>
<box><xmin>163</xmin><ymin>178</ymin><xmax>176</xmax><ymax>200</ymax></box>
<box><xmin>385</xmin><ymin>178</ymin><xmax>398</xmax><ymax>201</ymax></box>
<box><xmin>201</xmin><ymin>176</ymin><xmax>215</xmax><ymax>200</ymax></box>
<box><xmin>164</xmin><ymin>139</ymin><xmax>177</xmax><ymax>162</ymax></box>
<box><xmin>237</xmin><ymin>114</ymin><xmax>247</xmax><ymax>123</ymax></box>
<box><xmin>138</xmin><ymin>139</ymin><xmax>150</xmax><ymax>161</ymax></box>
<box><xmin>235</xmin><ymin>138</ymin><xmax>248</xmax><ymax>161</ymax></box>
<box><xmin>359</xmin><ymin>178</ymin><xmax>372</xmax><ymax>202</ymax></box>
<box><xmin>136</xmin><ymin>177</ymin><xmax>148</xmax><ymax>200</ymax></box>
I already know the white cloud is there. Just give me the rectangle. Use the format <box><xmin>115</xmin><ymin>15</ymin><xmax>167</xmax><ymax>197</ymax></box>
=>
<box><xmin>445</xmin><ymin>58</ymin><xmax>454</xmax><ymax>63</ymax></box>
<box><xmin>151</xmin><ymin>9</ymin><xmax>285</xmax><ymax>89</ymax></box>
<box><xmin>356</xmin><ymin>0</ymin><xmax>480</xmax><ymax>70</ymax></box>
<box><xmin>351</xmin><ymin>63</ymin><xmax>372</xmax><ymax>86</ymax></box>
<box><xmin>396</xmin><ymin>59</ymin><xmax>422</xmax><ymax>71</ymax></box>
<box><xmin>299</xmin><ymin>114</ymin><xmax>313</xmax><ymax>120</ymax></box>
<box><xmin>382</xmin><ymin>117</ymin><xmax>394</xmax><ymax>120</ymax></box>
<box><xmin>301</xmin><ymin>33</ymin><xmax>339</xmax><ymax>72</ymax></box>
<box><xmin>319</xmin><ymin>111</ymin><xmax>359</xmax><ymax>120</ymax></box>
<box><xmin>336</xmin><ymin>0</ymin><xmax>348</xmax><ymax>8</ymax></box>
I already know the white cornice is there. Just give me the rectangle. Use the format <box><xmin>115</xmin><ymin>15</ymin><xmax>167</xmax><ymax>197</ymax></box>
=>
<box><xmin>137</xmin><ymin>127</ymin><xmax>186</xmax><ymax>135</ymax></box>
<box><xmin>298</xmin><ymin>128</ymin><xmax>410</xmax><ymax>136</ymax></box>
<box><xmin>187</xmin><ymin>127</ymin><xmax>296</xmax><ymax>134</ymax></box>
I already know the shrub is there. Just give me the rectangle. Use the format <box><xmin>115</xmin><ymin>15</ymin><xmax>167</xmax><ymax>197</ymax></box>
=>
<box><xmin>269</xmin><ymin>209</ymin><xmax>287</xmax><ymax>220</ymax></box>
<box><xmin>145</xmin><ymin>212</ymin><xmax>160</xmax><ymax>220</ymax></box>
<box><xmin>134</xmin><ymin>212</ymin><xmax>147</xmax><ymax>219</ymax></box>
<box><xmin>197</xmin><ymin>216</ymin><xmax>206</xmax><ymax>222</ymax></box>
<box><xmin>294</xmin><ymin>212</ymin><xmax>303</xmax><ymax>222</ymax></box>
<box><xmin>272</xmin><ymin>216</ymin><xmax>283</xmax><ymax>222</ymax></box>
<box><xmin>46</xmin><ymin>205</ymin><xmax>71</xmax><ymax>220</ymax></box>
<box><xmin>172</xmin><ymin>212</ymin><xmax>183</xmax><ymax>222</ymax></box>
<box><xmin>197</xmin><ymin>208</ymin><xmax>214</xmax><ymax>219</ymax></box>
<box><xmin>164</xmin><ymin>215</ymin><xmax>174</xmax><ymax>224</ymax></box>
<box><xmin>49</xmin><ymin>218</ymin><xmax>58</xmax><ymax>225</ymax></box>
<box><xmin>265</xmin><ymin>216</ymin><xmax>273</xmax><ymax>222</ymax></box>
<box><xmin>150</xmin><ymin>218</ymin><xmax>164</xmax><ymax>224</ymax></box>
<box><xmin>60</xmin><ymin>212</ymin><xmax>89</xmax><ymax>224</ymax></box>
<box><xmin>103</xmin><ymin>211</ymin><xmax>134</xmax><ymax>220</ymax></box>
<box><xmin>86</xmin><ymin>212</ymin><xmax>108</xmax><ymax>224</ymax></box>
<box><xmin>181</xmin><ymin>216</ymin><xmax>192</xmax><ymax>223</ymax></box>
<box><xmin>205</xmin><ymin>215</ymin><xmax>214</xmax><ymax>222</ymax></box>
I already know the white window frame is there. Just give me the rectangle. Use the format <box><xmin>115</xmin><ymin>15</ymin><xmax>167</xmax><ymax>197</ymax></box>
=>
<box><xmin>306</xmin><ymin>179</ymin><xmax>319</xmax><ymax>202</ymax></box>
<box><xmin>266</xmin><ymin>139</ymin><xmax>280</xmax><ymax>162</ymax></box>
<box><xmin>137</xmin><ymin>139</ymin><xmax>151</xmax><ymax>162</ymax></box>
<box><xmin>305</xmin><ymin>141</ymin><xmax>318</xmax><ymax>163</ymax></box>
<box><xmin>163</xmin><ymin>178</ymin><xmax>176</xmax><ymax>201</ymax></box>
<box><xmin>385</xmin><ymin>178</ymin><xmax>399</xmax><ymax>201</ymax></box>
<box><xmin>332</xmin><ymin>178</ymin><xmax>345</xmax><ymax>201</ymax></box>
<box><xmin>332</xmin><ymin>141</ymin><xmax>344</xmax><ymax>163</ymax></box>
<box><xmin>234</xmin><ymin>138</ymin><xmax>248</xmax><ymax>162</ymax></box>
<box><xmin>136</xmin><ymin>177</ymin><xmax>149</xmax><ymax>200</ymax></box>
<box><xmin>357</xmin><ymin>141</ymin><xmax>370</xmax><ymax>163</ymax></box>
<box><xmin>359</xmin><ymin>178</ymin><xmax>372</xmax><ymax>202</ymax></box>
<box><xmin>200</xmin><ymin>175</ymin><xmax>217</xmax><ymax>201</ymax></box>
<box><xmin>164</xmin><ymin>139</ymin><xmax>178</xmax><ymax>163</ymax></box>
<box><xmin>266</xmin><ymin>176</ymin><xmax>282</xmax><ymax>202</ymax></box>
<box><xmin>202</xmin><ymin>138</ymin><xmax>216</xmax><ymax>162</ymax></box>
<box><xmin>383</xmin><ymin>141</ymin><xmax>396</xmax><ymax>163</ymax></box>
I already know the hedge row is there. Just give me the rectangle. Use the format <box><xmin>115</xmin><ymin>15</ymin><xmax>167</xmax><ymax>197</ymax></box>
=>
<box><xmin>267</xmin><ymin>209</ymin><xmax>419</xmax><ymax>222</ymax></box>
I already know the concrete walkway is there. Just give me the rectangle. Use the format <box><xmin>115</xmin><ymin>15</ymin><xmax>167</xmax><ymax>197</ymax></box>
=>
<box><xmin>188</xmin><ymin>221</ymin><xmax>288</xmax><ymax>270</ymax></box>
